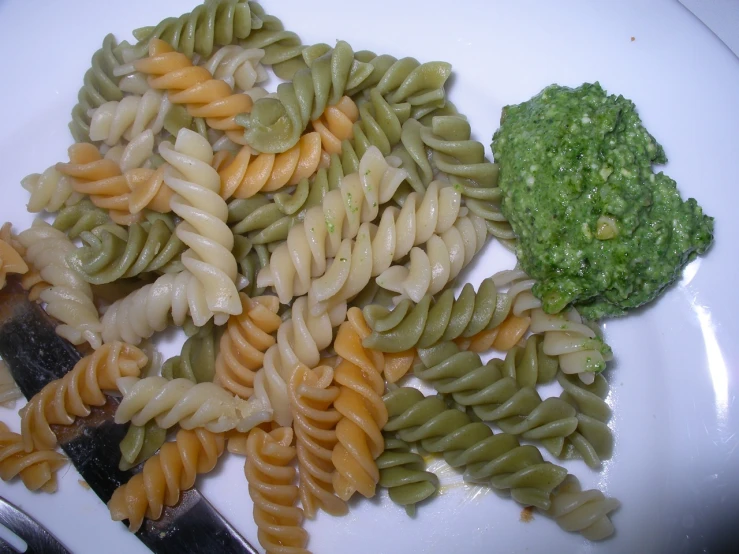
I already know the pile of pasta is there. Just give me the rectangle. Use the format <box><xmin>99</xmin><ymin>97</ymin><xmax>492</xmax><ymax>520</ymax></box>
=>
<box><xmin>0</xmin><ymin>0</ymin><xmax>620</xmax><ymax>551</ymax></box>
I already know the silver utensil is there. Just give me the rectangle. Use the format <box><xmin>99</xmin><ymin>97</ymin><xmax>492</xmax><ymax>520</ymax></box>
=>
<box><xmin>0</xmin><ymin>496</ymin><xmax>71</xmax><ymax>554</ymax></box>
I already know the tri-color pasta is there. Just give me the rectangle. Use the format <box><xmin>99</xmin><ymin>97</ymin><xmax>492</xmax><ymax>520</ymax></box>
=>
<box><xmin>0</xmin><ymin>1</ymin><xmax>626</xmax><ymax>551</ymax></box>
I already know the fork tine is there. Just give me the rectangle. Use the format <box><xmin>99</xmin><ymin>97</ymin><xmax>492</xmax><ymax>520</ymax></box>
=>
<box><xmin>0</xmin><ymin>497</ymin><xmax>71</xmax><ymax>554</ymax></box>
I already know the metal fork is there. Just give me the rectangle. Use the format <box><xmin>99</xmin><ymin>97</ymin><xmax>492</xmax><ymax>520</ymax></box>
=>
<box><xmin>0</xmin><ymin>497</ymin><xmax>70</xmax><ymax>554</ymax></box>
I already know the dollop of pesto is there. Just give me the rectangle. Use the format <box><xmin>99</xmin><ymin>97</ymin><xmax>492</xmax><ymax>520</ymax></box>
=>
<box><xmin>492</xmin><ymin>82</ymin><xmax>714</xmax><ymax>319</ymax></box>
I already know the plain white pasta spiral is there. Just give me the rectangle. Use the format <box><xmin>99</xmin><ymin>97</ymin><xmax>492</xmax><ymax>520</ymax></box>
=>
<box><xmin>200</xmin><ymin>45</ymin><xmax>268</xmax><ymax>93</ymax></box>
<box><xmin>258</xmin><ymin>296</ymin><xmax>347</xmax><ymax>427</ymax></box>
<box><xmin>101</xmin><ymin>270</ymin><xmax>211</xmax><ymax>345</ymax></box>
<box><xmin>115</xmin><ymin>375</ymin><xmax>272</xmax><ymax>433</ymax></box>
<box><xmin>374</xmin><ymin>213</ymin><xmax>488</xmax><ymax>303</ymax></box>
<box><xmin>258</xmin><ymin>147</ymin><xmax>462</xmax><ymax>304</ymax></box>
<box><xmin>22</xmin><ymin>166</ymin><xmax>83</xmax><ymax>213</ymax></box>
<box><xmin>160</xmin><ymin>129</ymin><xmax>241</xmax><ymax>319</ymax></box>
<box><xmin>89</xmin><ymin>89</ymin><xmax>172</xmax><ymax>146</ymax></box>
<box><xmin>530</xmin><ymin>307</ymin><xmax>612</xmax><ymax>385</ymax></box>
<box><xmin>17</xmin><ymin>221</ymin><xmax>102</xmax><ymax>348</ymax></box>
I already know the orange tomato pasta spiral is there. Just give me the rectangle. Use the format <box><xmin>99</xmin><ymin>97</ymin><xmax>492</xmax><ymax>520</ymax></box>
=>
<box><xmin>0</xmin><ymin>422</ymin><xmax>67</xmax><ymax>493</ymax></box>
<box><xmin>19</xmin><ymin>342</ymin><xmax>148</xmax><ymax>452</ymax></box>
<box><xmin>0</xmin><ymin>236</ymin><xmax>28</xmax><ymax>289</ymax></box>
<box><xmin>288</xmin><ymin>364</ymin><xmax>347</xmax><ymax>518</ymax></box>
<box><xmin>55</xmin><ymin>142</ymin><xmax>138</xmax><ymax>225</ymax></box>
<box><xmin>240</xmin><ymin>427</ymin><xmax>309</xmax><ymax>554</ymax></box>
<box><xmin>311</xmin><ymin>95</ymin><xmax>359</xmax><ymax>157</ymax></box>
<box><xmin>129</xmin><ymin>38</ymin><xmax>253</xmax><ymax>143</ymax></box>
<box><xmin>331</xmin><ymin>307</ymin><xmax>387</xmax><ymax>500</ymax></box>
<box><xmin>108</xmin><ymin>428</ymin><xmax>225</xmax><ymax>532</ymax></box>
<box><xmin>215</xmin><ymin>293</ymin><xmax>281</xmax><ymax>399</ymax></box>
<box><xmin>216</xmin><ymin>132</ymin><xmax>323</xmax><ymax>200</ymax></box>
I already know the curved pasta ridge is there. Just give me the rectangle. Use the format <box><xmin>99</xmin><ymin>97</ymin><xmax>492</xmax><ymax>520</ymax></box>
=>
<box><xmin>161</xmin><ymin>320</ymin><xmax>219</xmax><ymax>383</ymax></box>
<box><xmin>214</xmin><ymin>293</ymin><xmax>281</xmax><ymax>399</ymax></box>
<box><xmin>201</xmin><ymin>44</ymin><xmax>268</xmax><ymax>92</ymax></box>
<box><xmin>19</xmin><ymin>342</ymin><xmax>147</xmax><ymax>452</ymax></box>
<box><xmin>108</xmin><ymin>428</ymin><xmax>225</xmax><ymax>532</ymax></box>
<box><xmin>331</xmin><ymin>308</ymin><xmax>387</xmax><ymax>501</ymax></box>
<box><xmin>160</xmin><ymin>128</ymin><xmax>241</xmax><ymax>318</ymax></box>
<box><xmin>18</xmin><ymin>220</ymin><xmax>103</xmax><ymax>348</ymax></box>
<box><xmin>311</xmin><ymin>95</ymin><xmax>359</xmax><ymax>156</ymax></box>
<box><xmin>288</xmin><ymin>364</ymin><xmax>347</xmax><ymax>518</ymax></box>
<box><xmin>22</xmin><ymin>166</ymin><xmax>82</xmax><ymax>214</ymax></box>
<box><xmin>383</xmin><ymin>387</ymin><xmax>568</xmax><ymax>510</ymax></box>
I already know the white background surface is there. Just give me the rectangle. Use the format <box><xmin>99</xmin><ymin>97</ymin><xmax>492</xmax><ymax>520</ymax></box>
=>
<box><xmin>0</xmin><ymin>0</ymin><xmax>737</xmax><ymax>553</ymax></box>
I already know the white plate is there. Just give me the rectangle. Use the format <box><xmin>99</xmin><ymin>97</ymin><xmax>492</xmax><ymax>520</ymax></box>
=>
<box><xmin>1</xmin><ymin>0</ymin><xmax>737</xmax><ymax>552</ymax></box>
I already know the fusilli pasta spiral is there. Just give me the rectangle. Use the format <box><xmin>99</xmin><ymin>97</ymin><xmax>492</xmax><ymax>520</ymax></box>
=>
<box><xmin>68</xmin><ymin>215</ymin><xmax>185</xmax><ymax>284</ymax></box>
<box><xmin>114</xmin><ymin>374</ymin><xmax>272</xmax><ymax>433</ymax></box>
<box><xmin>88</xmin><ymin>89</ymin><xmax>172</xmax><ymax>146</ymax></box>
<box><xmin>414</xmin><ymin>341</ymin><xmax>579</xmax><ymax>456</ymax></box>
<box><xmin>257</xmin><ymin>145</ymin><xmax>411</xmax><ymax>303</ymax></box>
<box><xmin>383</xmin><ymin>387</ymin><xmax>568</xmax><ymax>510</ymax></box>
<box><xmin>118</xmin><ymin>420</ymin><xmax>167</xmax><ymax>472</ymax></box>
<box><xmin>160</xmin><ymin>128</ymin><xmax>241</xmax><ymax>319</ymax></box>
<box><xmin>0</xmin><ymin>422</ymin><xmax>67</xmax><ymax>493</ymax></box>
<box><xmin>18</xmin><ymin>220</ymin><xmax>103</xmax><ymax>348</ymax></box>
<box><xmin>546</xmin><ymin>475</ymin><xmax>620</xmax><ymax>541</ymax></box>
<box><xmin>55</xmin><ymin>142</ymin><xmax>137</xmax><ymax>225</ymax></box>
<box><xmin>363</xmin><ymin>274</ymin><xmax>537</xmax><ymax>353</ymax></box>
<box><xmin>161</xmin><ymin>321</ymin><xmax>219</xmax><ymax>383</ymax></box>
<box><xmin>239</xmin><ymin>426</ymin><xmax>309</xmax><ymax>554</ymax></box>
<box><xmin>214</xmin><ymin>293</ymin><xmax>281</xmax><ymax>399</ymax></box>
<box><xmin>331</xmin><ymin>309</ymin><xmax>387</xmax><ymax>500</ymax></box>
<box><xmin>377</xmin><ymin>434</ymin><xmax>438</xmax><ymax>516</ymax></box>
<box><xmin>216</xmin><ymin>132</ymin><xmax>323</xmax><ymax>199</ymax></box>
<box><xmin>19</xmin><ymin>342</ymin><xmax>148</xmax><ymax>452</ymax></box>
<box><xmin>108</xmin><ymin>428</ymin><xmax>226</xmax><ymax>532</ymax></box>
<box><xmin>289</xmin><ymin>364</ymin><xmax>347</xmax><ymax>518</ymax></box>
<box><xmin>126</xmin><ymin>0</ymin><xmax>263</xmax><ymax>59</ymax></box>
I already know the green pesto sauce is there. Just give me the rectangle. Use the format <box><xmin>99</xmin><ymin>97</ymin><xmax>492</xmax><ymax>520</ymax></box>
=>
<box><xmin>492</xmin><ymin>82</ymin><xmax>714</xmax><ymax>319</ymax></box>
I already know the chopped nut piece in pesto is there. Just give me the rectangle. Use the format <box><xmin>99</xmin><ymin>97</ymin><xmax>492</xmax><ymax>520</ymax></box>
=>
<box><xmin>492</xmin><ymin>82</ymin><xmax>714</xmax><ymax>319</ymax></box>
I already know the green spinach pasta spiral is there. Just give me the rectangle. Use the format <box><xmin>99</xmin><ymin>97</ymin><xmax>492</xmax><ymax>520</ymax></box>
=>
<box><xmin>127</xmin><ymin>0</ymin><xmax>264</xmax><ymax>59</ymax></box>
<box><xmin>556</xmin><ymin>372</ymin><xmax>613</xmax><ymax>468</ymax></box>
<box><xmin>161</xmin><ymin>321</ymin><xmax>219</xmax><ymax>383</ymax></box>
<box><xmin>69</xmin><ymin>34</ymin><xmax>126</xmax><ymax>143</ymax></box>
<box><xmin>414</xmin><ymin>341</ymin><xmax>579</xmax><ymax>457</ymax></box>
<box><xmin>238</xmin><ymin>1</ymin><xmax>307</xmax><ymax>79</ymax></box>
<box><xmin>67</xmin><ymin>215</ymin><xmax>185</xmax><ymax>284</ymax></box>
<box><xmin>383</xmin><ymin>387</ymin><xmax>567</xmax><ymax>510</ymax></box>
<box><xmin>52</xmin><ymin>199</ymin><xmax>111</xmax><ymax>240</ymax></box>
<box><xmin>377</xmin><ymin>434</ymin><xmax>438</xmax><ymax>516</ymax></box>
<box><xmin>118</xmin><ymin>420</ymin><xmax>167</xmax><ymax>471</ymax></box>
<box><xmin>236</xmin><ymin>41</ymin><xmax>451</xmax><ymax>154</ymax></box>
<box><xmin>362</xmin><ymin>275</ymin><xmax>535</xmax><ymax>352</ymax></box>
